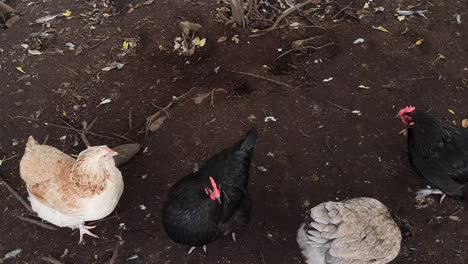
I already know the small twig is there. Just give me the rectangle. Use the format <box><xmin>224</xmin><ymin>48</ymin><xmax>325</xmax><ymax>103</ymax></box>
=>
<box><xmin>325</xmin><ymin>136</ymin><xmax>334</xmax><ymax>153</ymax></box>
<box><xmin>41</xmin><ymin>256</ymin><xmax>64</xmax><ymax>264</ymax></box>
<box><xmin>60</xmin><ymin>120</ymin><xmax>91</xmax><ymax>147</ymax></box>
<box><xmin>145</xmin><ymin>87</ymin><xmax>197</xmax><ymax>134</ymax></box>
<box><xmin>0</xmin><ymin>154</ymin><xmax>17</xmax><ymax>165</ymax></box>
<box><xmin>326</xmin><ymin>100</ymin><xmax>352</xmax><ymax>112</ymax></box>
<box><xmin>0</xmin><ymin>176</ymin><xmax>33</xmax><ymax>213</ymax></box>
<box><xmin>110</xmin><ymin>133</ymin><xmax>138</xmax><ymax>144</ymax></box>
<box><xmin>151</xmin><ymin>103</ymin><xmax>171</xmax><ymax>118</ymax></box>
<box><xmin>232</xmin><ymin>70</ymin><xmax>294</xmax><ymax>88</ymax></box>
<box><xmin>299</xmin><ymin>129</ymin><xmax>311</xmax><ymax>138</ymax></box>
<box><xmin>107</xmin><ymin>240</ymin><xmax>124</xmax><ymax>264</ymax></box>
<box><xmin>260</xmin><ymin>0</ymin><xmax>321</xmax><ymax>32</ymax></box>
<box><xmin>17</xmin><ymin>215</ymin><xmax>58</xmax><ymax>230</ymax></box>
<box><xmin>391</xmin><ymin>76</ymin><xmax>438</xmax><ymax>81</ymax></box>
<box><xmin>45</xmin><ymin>122</ymin><xmax>116</xmax><ymax>140</ymax></box>
<box><xmin>42</xmin><ymin>134</ymin><xmax>50</xmax><ymax>145</ymax></box>
<box><xmin>128</xmin><ymin>110</ymin><xmax>132</xmax><ymax>130</ymax></box>
<box><xmin>260</xmin><ymin>251</ymin><xmax>266</xmax><ymax>264</ymax></box>
<box><xmin>278</xmin><ymin>42</ymin><xmax>335</xmax><ymax>59</ymax></box>
<box><xmin>58</xmin><ymin>64</ymin><xmax>80</xmax><ymax>77</ymax></box>
<box><xmin>331</xmin><ymin>1</ymin><xmax>353</xmax><ymax>19</ymax></box>
<box><xmin>85</xmin><ymin>118</ymin><xmax>97</xmax><ymax>133</ymax></box>
<box><xmin>210</xmin><ymin>88</ymin><xmax>216</xmax><ymax>108</ymax></box>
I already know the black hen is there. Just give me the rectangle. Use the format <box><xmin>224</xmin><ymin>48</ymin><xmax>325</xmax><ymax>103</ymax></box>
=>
<box><xmin>399</xmin><ymin>106</ymin><xmax>468</xmax><ymax>200</ymax></box>
<box><xmin>162</xmin><ymin>129</ymin><xmax>257</xmax><ymax>253</ymax></box>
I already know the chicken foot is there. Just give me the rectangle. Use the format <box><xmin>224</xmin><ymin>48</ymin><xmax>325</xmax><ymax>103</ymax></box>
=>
<box><xmin>416</xmin><ymin>188</ymin><xmax>446</xmax><ymax>204</ymax></box>
<box><xmin>187</xmin><ymin>245</ymin><xmax>207</xmax><ymax>255</ymax></box>
<box><xmin>78</xmin><ymin>223</ymin><xmax>99</xmax><ymax>244</ymax></box>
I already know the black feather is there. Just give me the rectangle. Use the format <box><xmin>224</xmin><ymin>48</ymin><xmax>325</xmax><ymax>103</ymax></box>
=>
<box><xmin>162</xmin><ymin>129</ymin><xmax>257</xmax><ymax>247</ymax></box>
<box><xmin>405</xmin><ymin>110</ymin><xmax>468</xmax><ymax>199</ymax></box>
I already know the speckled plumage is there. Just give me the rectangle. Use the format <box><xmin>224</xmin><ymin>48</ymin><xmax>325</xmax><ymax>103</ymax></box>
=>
<box><xmin>297</xmin><ymin>197</ymin><xmax>401</xmax><ymax>264</ymax></box>
<box><xmin>20</xmin><ymin>136</ymin><xmax>124</xmax><ymax>233</ymax></box>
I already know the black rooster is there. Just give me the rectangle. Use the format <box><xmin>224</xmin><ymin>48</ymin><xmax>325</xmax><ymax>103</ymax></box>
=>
<box><xmin>162</xmin><ymin>129</ymin><xmax>257</xmax><ymax>254</ymax></box>
<box><xmin>398</xmin><ymin>106</ymin><xmax>468</xmax><ymax>202</ymax></box>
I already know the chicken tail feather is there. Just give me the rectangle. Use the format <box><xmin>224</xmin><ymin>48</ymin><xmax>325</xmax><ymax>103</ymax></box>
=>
<box><xmin>26</xmin><ymin>136</ymin><xmax>39</xmax><ymax>149</ymax></box>
<box><xmin>239</xmin><ymin>129</ymin><xmax>257</xmax><ymax>152</ymax></box>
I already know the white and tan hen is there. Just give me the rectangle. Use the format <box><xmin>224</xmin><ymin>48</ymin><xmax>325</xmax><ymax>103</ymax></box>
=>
<box><xmin>297</xmin><ymin>197</ymin><xmax>401</xmax><ymax>264</ymax></box>
<box><xmin>20</xmin><ymin>136</ymin><xmax>124</xmax><ymax>243</ymax></box>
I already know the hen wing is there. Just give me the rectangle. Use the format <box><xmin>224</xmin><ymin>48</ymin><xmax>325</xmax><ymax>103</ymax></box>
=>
<box><xmin>302</xmin><ymin>198</ymin><xmax>401</xmax><ymax>264</ymax></box>
<box><xmin>20</xmin><ymin>136</ymin><xmax>80</xmax><ymax>214</ymax></box>
<box><xmin>408</xmin><ymin>128</ymin><xmax>468</xmax><ymax>197</ymax></box>
<box><xmin>20</xmin><ymin>136</ymin><xmax>75</xmax><ymax>186</ymax></box>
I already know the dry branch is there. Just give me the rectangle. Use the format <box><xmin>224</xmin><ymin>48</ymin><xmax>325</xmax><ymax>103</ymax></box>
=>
<box><xmin>41</xmin><ymin>256</ymin><xmax>64</xmax><ymax>264</ymax></box>
<box><xmin>0</xmin><ymin>176</ymin><xmax>33</xmax><ymax>213</ymax></box>
<box><xmin>145</xmin><ymin>87</ymin><xmax>197</xmax><ymax>134</ymax></box>
<box><xmin>232</xmin><ymin>70</ymin><xmax>294</xmax><ymax>88</ymax></box>
<box><xmin>259</xmin><ymin>0</ymin><xmax>322</xmax><ymax>32</ymax></box>
<box><xmin>17</xmin><ymin>215</ymin><xmax>58</xmax><ymax>230</ymax></box>
<box><xmin>107</xmin><ymin>241</ymin><xmax>124</xmax><ymax>264</ymax></box>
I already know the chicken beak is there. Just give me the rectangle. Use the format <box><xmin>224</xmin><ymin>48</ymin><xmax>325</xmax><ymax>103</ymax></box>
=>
<box><xmin>110</xmin><ymin>150</ymin><xmax>119</xmax><ymax>157</ymax></box>
<box><xmin>216</xmin><ymin>197</ymin><xmax>222</xmax><ymax>204</ymax></box>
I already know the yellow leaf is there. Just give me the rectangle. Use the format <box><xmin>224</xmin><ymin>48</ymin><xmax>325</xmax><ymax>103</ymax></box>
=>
<box><xmin>16</xmin><ymin>66</ymin><xmax>25</xmax><ymax>73</ymax></box>
<box><xmin>462</xmin><ymin>119</ymin><xmax>468</xmax><ymax>128</ymax></box>
<box><xmin>415</xmin><ymin>39</ymin><xmax>424</xmax><ymax>45</ymax></box>
<box><xmin>62</xmin><ymin>10</ymin><xmax>72</xmax><ymax>17</ymax></box>
<box><xmin>122</xmin><ymin>40</ymin><xmax>129</xmax><ymax>50</ymax></box>
<box><xmin>372</xmin><ymin>25</ymin><xmax>390</xmax><ymax>33</ymax></box>
<box><xmin>199</xmin><ymin>38</ymin><xmax>206</xmax><ymax>47</ymax></box>
<box><xmin>193</xmin><ymin>37</ymin><xmax>201</xmax><ymax>46</ymax></box>
<box><xmin>448</xmin><ymin>109</ymin><xmax>455</xmax><ymax>115</ymax></box>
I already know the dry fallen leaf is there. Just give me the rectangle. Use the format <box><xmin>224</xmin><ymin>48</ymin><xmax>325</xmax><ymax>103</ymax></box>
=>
<box><xmin>372</xmin><ymin>25</ymin><xmax>391</xmax><ymax>33</ymax></box>
<box><xmin>62</xmin><ymin>10</ymin><xmax>72</xmax><ymax>17</ymax></box>
<box><xmin>98</xmin><ymin>98</ymin><xmax>112</xmax><ymax>106</ymax></box>
<box><xmin>462</xmin><ymin>119</ymin><xmax>468</xmax><ymax>128</ymax></box>
<box><xmin>28</xmin><ymin>49</ymin><xmax>42</xmax><ymax>55</ymax></box>
<box><xmin>16</xmin><ymin>66</ymin><xmax>25</xmax><ymax>73</ymax></box>
<box><xmin>217</xmin><ymin>36</ymin><xmax>227</xmax><ymax>43</ymax></box>
<box><xmin>149</xmin><ymin>116</ymin><xmax>167</xmax><ymax>132</ymax></box>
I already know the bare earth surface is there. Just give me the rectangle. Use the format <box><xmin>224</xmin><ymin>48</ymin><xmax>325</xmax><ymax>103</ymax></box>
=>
<box><xmin>0</xmin><ymin>0</ymin><xmax>467</xmax><ymax>263</ymax></box>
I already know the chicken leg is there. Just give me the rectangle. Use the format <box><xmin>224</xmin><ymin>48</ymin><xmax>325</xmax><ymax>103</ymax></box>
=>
<box><xmin>78</xmin><ymin>223</ymin><xmax>99</xmax><ymax>244</ymax></box>
<box><xmin>416</xmin><ymin>188</ymin><xmax>446</xmax><ymax>204</ymax></box>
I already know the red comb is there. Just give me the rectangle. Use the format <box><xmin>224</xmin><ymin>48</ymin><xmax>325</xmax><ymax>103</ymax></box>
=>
<box><xmin>398</xmin><ymin>106</ymin><xmax>416</xmax><ymax>117</ymax></box>
<box><xmin>208</xmin><ymin>177</ymin><xmax>220</xmax><ymax>199</ymax></box>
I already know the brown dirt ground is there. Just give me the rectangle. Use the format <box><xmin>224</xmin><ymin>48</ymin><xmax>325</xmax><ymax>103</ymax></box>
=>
<box><xmin>1</xmin><ymin>0</ymin><xmax>468</xmax><ymax>263</ymax></box>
